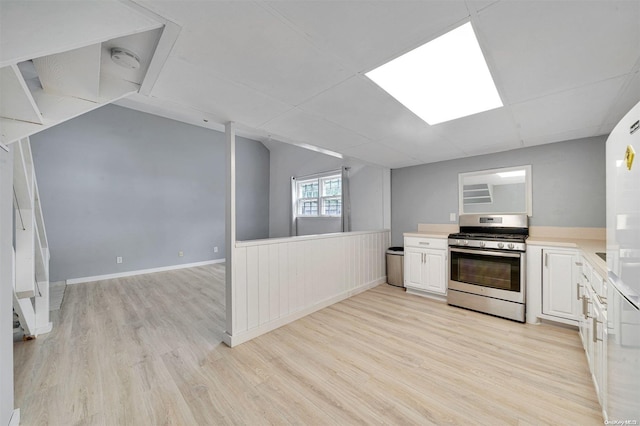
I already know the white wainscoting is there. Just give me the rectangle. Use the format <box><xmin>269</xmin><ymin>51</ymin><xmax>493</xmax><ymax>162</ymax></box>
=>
<box><xmin>225</xmin><ymin>229</ymin><xmax>390</xmax><ymax>346</ymax></box>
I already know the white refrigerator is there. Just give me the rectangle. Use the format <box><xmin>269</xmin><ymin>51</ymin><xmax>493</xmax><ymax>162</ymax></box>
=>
<box><xmin>606</xmin><ymin>100</ymin><xmax>640</xmax><ymax>422</ymax></box>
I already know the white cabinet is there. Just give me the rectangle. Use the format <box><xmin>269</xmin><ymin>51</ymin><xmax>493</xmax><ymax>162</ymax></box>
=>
<box><xmin>542</xmin><ymin>248</ymin><xmax>580</xmax><ymax>322</ymax></box>
<box><xmin>530</xmin><ymin>244</ymin><xmax>608</xmax><ymax>417</ymax></box>
<box><xmin>577</xmin><ymin>256</ymin><xmax>608</xmax><ymax>416</ymax></box>
<box><xmin>403</xmin><ymin>237</ymin><xmax>447</xmax><ymax>296</ymax></box>
<box><xmin>579</xmin><ymin>283</ymin><xmax>594</xmax><ymax>363</ymax></box>
<box><xmin>592</xmin><ymin>293</ymin><xmax>607</xmax><ymax>410</ymax></box>
<box><xmin>405</xmin><ymin>249</ymin><xmax>424</xmax><ymax>289</ymax></box>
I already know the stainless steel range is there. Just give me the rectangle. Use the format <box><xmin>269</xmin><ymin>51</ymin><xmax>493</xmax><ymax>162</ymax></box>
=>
<box><xmin>447</xmin><ymin>214</ymin><xmax>528</xmax><ymax>322</ymax></box>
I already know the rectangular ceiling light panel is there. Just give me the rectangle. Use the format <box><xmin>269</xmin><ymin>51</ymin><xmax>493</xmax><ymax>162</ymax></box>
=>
<box><xmin>366</xmin><ymin>22</ymin><xmax>503</xmax><ymax>125</ymax></box>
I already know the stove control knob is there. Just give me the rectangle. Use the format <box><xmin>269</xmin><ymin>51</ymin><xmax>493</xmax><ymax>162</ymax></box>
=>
<box><xmin>479</xmin><ymin>241</ymin><xmax>486</xmax><ymax>248</ymax></box>
<box><xmin>508</xmin><ymin>243</ymin><xmax>515</xmax><ymax>249</ymax></box>
<box><xmin>463</xmin><ymin>240</ymin><xmax>469</xmax><ymax>246</ymax></box>
<box><xmin>498</xmin><ymin>242</ymin><xmax>504</xmax><ymax>249</ymax></box>
<box><xmin>456</xmin><ymin>239</ymin><xmax>461</xmax><ymax>245</ymax></box>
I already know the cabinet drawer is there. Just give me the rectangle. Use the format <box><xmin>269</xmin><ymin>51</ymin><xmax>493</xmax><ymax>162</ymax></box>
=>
<box><xmin>404</xmin><ymin>237</ymin><xmax>447</xmax><ymax>250</ymax></box>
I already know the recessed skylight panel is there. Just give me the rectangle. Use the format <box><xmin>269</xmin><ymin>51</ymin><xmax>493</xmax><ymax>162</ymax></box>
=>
<box><xmin>366</xmin><ymin>22</ymin><xmax>503</xmax><ymax>125</ymax></box>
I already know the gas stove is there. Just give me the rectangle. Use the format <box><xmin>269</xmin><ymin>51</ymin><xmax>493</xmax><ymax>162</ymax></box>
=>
<box><xmin>448</xmin><ymin>214</ymin><xmax>528</xmax><ymax>252</ymax></box>
<box><xmin>447</xmin><ymin>213</ymin><xmax>529</xmax><ymax>322</ymax></box>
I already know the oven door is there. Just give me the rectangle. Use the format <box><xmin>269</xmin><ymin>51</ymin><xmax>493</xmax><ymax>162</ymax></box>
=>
<box><xmin>449</xmin><ymin>247</ymin><xmax>525</xmax><ymax>304</ymax></box>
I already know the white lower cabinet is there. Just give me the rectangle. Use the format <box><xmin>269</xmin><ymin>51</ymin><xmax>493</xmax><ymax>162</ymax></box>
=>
<box><xmin>542</xmin><ymin>248</ymin><xmax>580</xmax><ymax>322</ymax></box>
<box><xmin>403</xmin><ymin>237</ymin><xmax>447</xmax><ymax>296</ymax></box>
<box><xmin>532</xmin><ymin>244</ymin><xmax>607</xmax><ymax>417</ymax></box>
<box><xmin>592</xmin><ymin>294</ymin><xmax>607</xmax><ymax>410</ymax></box>
<box><xmin>577</xmin><ymin>257</ymin><xmax>608</xmax><ymax>416</ymax></box>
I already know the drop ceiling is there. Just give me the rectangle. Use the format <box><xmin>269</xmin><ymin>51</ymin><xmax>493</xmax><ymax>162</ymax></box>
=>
<box><xmin>7</xmin><ymin>0</ymin><xmax>640</xmax><ymax>169</ymax></box>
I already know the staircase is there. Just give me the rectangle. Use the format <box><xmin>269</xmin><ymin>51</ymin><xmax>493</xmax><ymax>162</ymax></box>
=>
<box><xmin>1</xmin><ymin>2</ymin><xmax>179</xmax><ymax>338</ymax></box>
<box><xmin>11</xmin><ymin>137</ymin><xmax>52</xmax><ymax>338</ymax></box>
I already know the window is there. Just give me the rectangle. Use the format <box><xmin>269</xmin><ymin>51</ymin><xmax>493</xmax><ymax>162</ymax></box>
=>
<box><xmin>296</xmin><ymin>173</ymin><xmax>342</xmax><ymax>217</ymax></box>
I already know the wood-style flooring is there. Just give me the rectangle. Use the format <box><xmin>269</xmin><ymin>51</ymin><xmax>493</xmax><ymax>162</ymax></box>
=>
<box><xmin>14</xmin><ymin>264</ymin><xmax>603</xmax><ymax>425</ymax></box>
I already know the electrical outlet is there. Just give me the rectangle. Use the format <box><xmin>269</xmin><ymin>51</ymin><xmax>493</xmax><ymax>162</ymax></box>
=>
<box><xmin>450</xmin><ymin>213</ymin><xmax>457</xmax><ymax>222</ymax></box>
<box><xmin>178</xmin><ymin>251</ymin><xmax>184</xmax><ymax>257</ymax></box>
<box><xmin>214</xmin><ymin>246</ymin><xmax>218</xmax><ymax>253</ymax></box>
<box><xmin>116</xmin><ymin>256</ymin><xmax>123</xmax><ymax>264</ymax></box>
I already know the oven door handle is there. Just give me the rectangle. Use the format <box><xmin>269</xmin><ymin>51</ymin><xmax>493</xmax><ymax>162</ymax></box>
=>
<box><xmin>449</xmin><ymin>247</ymin><xmax>522</xmax><ymax>258</ymax></box>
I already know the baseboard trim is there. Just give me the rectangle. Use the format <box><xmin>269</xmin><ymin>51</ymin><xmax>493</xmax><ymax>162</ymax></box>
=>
<box><xmin>66</xmin><ymin>259</ymin><xmax>225</xmax><ymax>285</ymax></box>
<box><xmin>9</xmin><ymin>408</ymin><xmax>20</xmax><ymax>426</ymax></box>
<box><xmin>223</xmin><ymin>277</ymin><xmax>386</xmax><ymax>347</ymax></box>
<box><xmin>405</xmin><ymin>287</ymin><xmax>447</xmax><ymax>302</ymax></box>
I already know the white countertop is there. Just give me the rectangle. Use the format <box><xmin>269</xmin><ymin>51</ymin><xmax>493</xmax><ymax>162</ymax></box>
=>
<box><xmin>403</xmin><ymin>231</ymin><xmax>451</xmax><ymax>239</ymax></box>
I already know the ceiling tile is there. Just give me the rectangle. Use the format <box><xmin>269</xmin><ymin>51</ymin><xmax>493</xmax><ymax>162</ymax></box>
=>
<box><xmin>522</xmin><ymin>126</ymin><xmax>603</xmax><ymax>147</ymax></box>
<box><xmin>102</xmin><ymin>1</ymin><xmax>640</xmax><ymax>169</ymax></box>
<box><xmin>477</xmin><ymin>0</ymin><xmax>639</xmax><ymax>104</ymax></box>
<box><xmin>600</xmin><ymin>71</ymin><xmax>640</xmax><ymax>133</ymax></box>
<box><xmin>378</xmin><ymin>137</ymin><xmax>468</xmax><ymax>165</ymax></box>
<box><xmin>151</xmin><ymin>58</ymin><xmax>292</xmax><ymax>128</ymax></box>
<box><xmin>266</xmin><ymin>0</ymin><xmax>470</xmax><ymax>72</ymax></box>
<box><xmin>434</xmin><ymin>107</ymin><xmax>522</xmax><ymax>151</ymax></box>
<box><xmin>467</xmin><ymin>1</ymin><xmax>500</xmax><ymax>14</ymax></box>
<box><xmin>511</xmin><ymin>75</ymin><xmax>627</xmax><ymax>142</ymax></box>
<box><xmin>260</xmin><ymin>108</ymin><xmax>372</xmax><ymax>153</ymax></box>
<box><xmin>340</xmin><ymin>142</ymin><xmax>423</xmax><ymax>169</ymax></box>
<box><xmin>140</xmin><ymin>1</ymin><xmax>352</xmax><ymax>105</ymax></box>
<box><xmin>298</xmin><ymin>76</ymin><xmax>437</xmax><ymax>142</ymax></box>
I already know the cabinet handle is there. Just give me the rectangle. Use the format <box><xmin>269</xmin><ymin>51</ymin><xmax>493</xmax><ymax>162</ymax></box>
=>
<box><xmin>582</xmin><ymin>273</ymin><xmax>590</xmax><ymax>282</ymax></box>
<box><xmin>544</xmin><ymin>253</ymin><xmax>548</xmax><ymax>267</ymax></box>
<box><xmin>583</xmin><ymin>296</ymin><xmax>592</xmax><ymax>319</ymax></box>
<box><xmin>419</xmin><ymin>242</ymin><xmax>430</xmax><ymax>245</ymax></box>
<box><xmin>575</xmin><ymin>262</ymin><xmax>583</xmax><ymax>266</ymax></box>
<box><xmin>593</xmin><ymin>318</ymin><xmax>603</xmax><ymax>343</ymax></box>
<box><xmin>576</xmin><ymin>282</ymin><xmax>581</xmax><ymax>300</ymax></box>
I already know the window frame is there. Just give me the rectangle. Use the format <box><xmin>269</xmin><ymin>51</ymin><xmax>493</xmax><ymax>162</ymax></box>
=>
<box><xmin>295</xmin><ymin>172</ymin><xmax>342</xmax><ymax>218</ymax></box>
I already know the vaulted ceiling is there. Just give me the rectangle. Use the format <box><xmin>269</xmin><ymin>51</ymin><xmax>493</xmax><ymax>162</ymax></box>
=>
<box><xmin>5</xmin><ymin>1</ymin><xmax>640</xmax><ymax>169</ymax></box>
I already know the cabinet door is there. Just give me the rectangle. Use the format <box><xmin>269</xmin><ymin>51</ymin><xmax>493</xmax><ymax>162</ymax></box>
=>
<box><xmin>404</xmin><ymin>249</ymin><xmax>426</xmax><ymax>289</ymax></box>
<box><xmin>578</xmin><ymin>281</ymin><xmax>589</xmax><ymax>347</ymax></box>
<box><xmin>592</xmin><ymin>296</ymin><xmax>607</xmax><ymax>410</ymax></box>
<box><xmin>424</xmin><ymin>250</ymin><xmax>446</xmax><ymax>294</ymax></box>
<box><xmin>582</xmin><ymin>285</ymin><xmax>594</xmax><ymax>365</ymax></box>
<box><xmin>542</xmin><ymin>249</ymin><xmax>579</xmax><ymax>321</ymax></box>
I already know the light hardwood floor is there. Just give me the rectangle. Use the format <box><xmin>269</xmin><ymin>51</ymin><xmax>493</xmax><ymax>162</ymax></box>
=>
<box><xmin>14</xmin><ymin>264</ymin><xmax>603</xmax><ymax>425</ymax></box>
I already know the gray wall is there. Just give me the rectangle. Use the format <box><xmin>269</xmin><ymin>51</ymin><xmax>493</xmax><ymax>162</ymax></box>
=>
<box><xmin>391</xmin><ymin>135</ymin><xmax>606</xmax><ymax>245</ymax></box>
<box><xmin>236</xmin><ymin>136</ymin><xmax>270</xmax><ymax>241</ymax></box>
<box><xmin>31</xmin><ymin>104</ymin><xmax>269</xmax><ymax>282</ymax></box>
<box><xmin>267</xmin><ymin>141</ymin><xmax>388</xmax><ymax>238</ymax></box>
<box><xmin>0</xmin><ymin>147</ymin><xmax>14</xmax><ymax>425</ymax></box>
